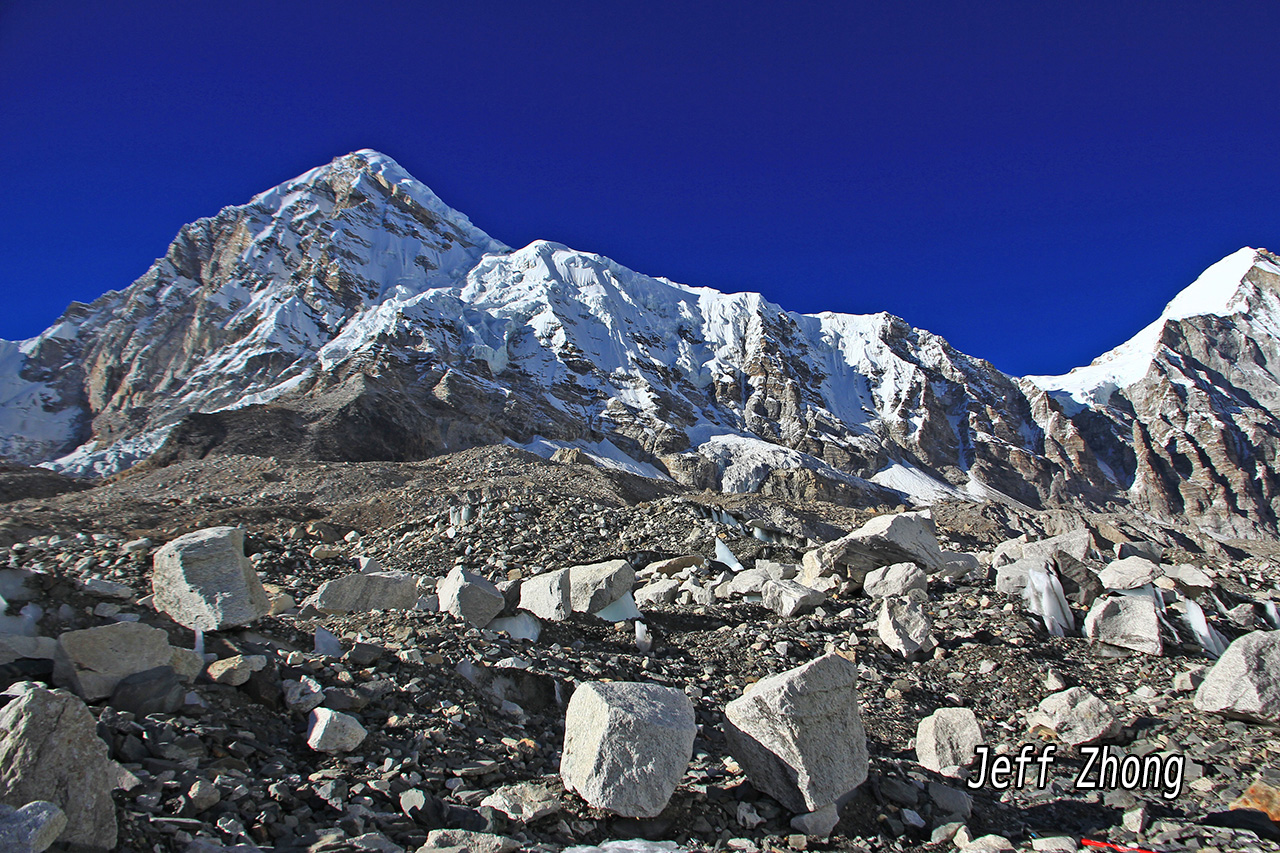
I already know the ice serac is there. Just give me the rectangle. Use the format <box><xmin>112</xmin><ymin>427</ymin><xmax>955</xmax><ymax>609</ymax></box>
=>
<box><xmin>1028</xmin><ymin>248</ymin><xmax>1280</xmax><ymax>536</ymax></box>
<box><xmin>4</xmin><ymin>150</ymin><xmax>1280</xmax><ymax>535</ymax></box>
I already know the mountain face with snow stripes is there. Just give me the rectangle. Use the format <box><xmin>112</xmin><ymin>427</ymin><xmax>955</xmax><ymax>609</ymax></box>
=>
<box><xmin>3</xmin><ymin>150</ymin><xmax>1279</xmax><ymax>536</ymax></box>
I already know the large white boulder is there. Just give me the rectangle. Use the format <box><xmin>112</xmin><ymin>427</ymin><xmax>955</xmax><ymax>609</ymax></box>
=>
<box><xmin>151</xmin><ymin>527</ymin><xmax>269</xmax><ymax>631</ymax></box>
<box><xmin>519</xmin><ymin>568</ymin><xmax>572</xmax><ymax>621</ymax></box>
<box><xmin>863</xmin><ymin>562</ymin><xmax>927</xmax><ymax>598</ymax></box>
<box><xmin>1193</xmin><ymin>630</ymin><xmax>1280</xmax><ymax>724</ymax></box>
<box><xmin>560</xmin><ymin>681</ymin><xmax>696</xmax><ymax>817</ymax></box>
<box><xmin>1027</xmin><ymin>687</ymin><xmax>1119</xmax><ymax>746</ymax></box>
<box><xmin>723</xmin><ymin>652</ymin><xmax>869</xmax><ymax>813</ymax></box>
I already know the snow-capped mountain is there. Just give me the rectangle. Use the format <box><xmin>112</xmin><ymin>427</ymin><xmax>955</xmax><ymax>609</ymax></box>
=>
<box><xmin>3</xmin><ymin>150</ymin><xmax>1279</xmax><ymax>536</ymax></box>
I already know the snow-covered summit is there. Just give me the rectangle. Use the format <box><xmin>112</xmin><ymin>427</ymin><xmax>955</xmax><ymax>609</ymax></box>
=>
<box><xmin>1027</xmin><ymin>248</ymin><xmax>1280</xmax><ymax>410</ymax></box>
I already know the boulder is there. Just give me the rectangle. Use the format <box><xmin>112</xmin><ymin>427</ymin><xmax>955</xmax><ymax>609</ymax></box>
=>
<box><xmin>1054</xmin><ymin>553</ymin><xmax>1104</xmax><ymax>608</ymax></box>
<box><xmin>915</xmin><ymin>708</ymin><xmax>983</xmax><ymax>776</ymax></box>
<box><xmin>561</xmin><ymin>681</ymin><xmax>696</xmax><ymax>817</ymax></box>
<box><xmin>0</xmin><ymin>686</ymin><xmax>116</xmax><ymax>850</ymax></box>
<box><xmin>422</xmin><ymin>829</ymin><xmax>519</xmax><ymax>853</ymax></box>
<box><xmin>53</xmin><ymin>621</ymin><xmax>175</xmax><ymax>701</ymax></box>
<box><xmin>1083</xmin><ymin>596</ymin><xmax>1163</xmax><ymax>656</ymax></box>
<box><xmin>151</xmin><ymin>527</ymin><xmax>269</xmax><ymax>631</ymax></box>
<box><xmin>0</xmin><ymin>801</ymin><xmax>67</xmax><ymax>853</ymax></box>
<box><xmin>723</xmin><ymin>652</ymin><xmax>869</xmax><ymax>813</ymax></box>
<box><xmin>1193</xmin><ymin>630</ymin><xmax>1280</xmax><ymax>723</ymax></box>
<box><xmin>1027</xmin><ymin>687</ymin><xmax>1118</xmax><ymax>746</ymax></box>
<box><xmin>568</xmin><ymin>559</ymin><xmax>635</xmax><ymax>613</ymax></box>
<box><xmin>994</xmin><ymin>529</ymin><xmax>1094</xmax><ymax>567</ymax></box>
<box><xmin>307</xmin><ymin>708</ymin><xmax>367</xmax><ymax>753</ymax></box>
<box><xmin>800</xmin><ymin>511</ymin><xmax>946</xmax><ymax>586</ymax></box>
<box><xmin>437</xmin><ymin>567</ymin><xmax>505</xmax><ymax>629</ymax></box>
<box><xmin>634</xmin><ymin>578</ymin><xmax>681</xmax><ymax>607</ymax></box>
<box><xmin>1098</xmin><ymin>556</ymin><xmax>1162</xmax><ymax>590</ymax></box>
<box><xmin>303</xmin><ymin>572</ymin><xmax>419</xmax><ymax>614</ymax></box>
<box><xmin>518</xmin><ymin>568</ymin><xmax>572</xmax><ymax>621</ymax></box>
<box><xmin>863</xmin><ymin>562</ymin><xmax>927</xmax><ymax>598</ymax></box>
<box><xmin>643</xmin><ymin>555</ymin><xmax>706</xmax><ymax>576</ymax></box>
<box><xmin>877</xmin><ymin>597</ymin><xmax>936</xmax><ymax>657</ymax></box>
<box><xmin>995</xmin><ymin>557</ymin><xmax>1052</xmax><ymax>596</ymax></box>
<box><xmin>762</xmin><ymin>579</ymin><xmax>826</xmax><ymax>617</ymax></box>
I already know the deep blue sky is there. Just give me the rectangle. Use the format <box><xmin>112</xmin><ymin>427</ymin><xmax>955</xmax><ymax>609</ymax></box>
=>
<box><xmin>3</xmin><ymin>2</ymin><xmax>1279</xmax><ymax>375</ymax></box>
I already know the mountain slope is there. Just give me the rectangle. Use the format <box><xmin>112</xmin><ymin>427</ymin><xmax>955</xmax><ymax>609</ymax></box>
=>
<box><xmin>2</xmin><ymin>150</ymin><xmax>1278</xmax><ymax>535</ymax></box>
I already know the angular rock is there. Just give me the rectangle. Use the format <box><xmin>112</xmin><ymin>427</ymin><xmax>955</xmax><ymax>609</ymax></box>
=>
<box><xmin>561</xmin><ymin>681</ymin><xmax>696</xmax><ymax>818</ymax></box>
<box><xmin>863</xmin><ymin>562</ymin><xmax>927</xmax><ymax>598</ymax></box>
<box><xmin>877</xmin><ymin>597</ymin><xmax>936</xmax><ymax>657</ymax></box>
<box><xmin>205</xmin><ymin>654</ymin><xmax>266</xmax><ymax>686</ymax></box>
<box><xmin>800</xmin><ymin>511</ymin><xmax>946</xmax><ymax>586</ymax></box>
<box><xmin>421</xmin><ymin>829</ymin><xmax>519</xmax><ymax>853</ymax></box>
<box><xmin>0</xmin><ymin>686</ymin><xmax>116</xmax><ymax>850</ymax></box>
<box><xmin>1098</xmin><ymin>556</ymin><xmax>1162</xmax><ymax>590</ymax></box>
<box><xmin>1054</xmin><ymin>552</ymin><xmax>1104</xmax><ymax>608</ymax></box>
<box><xmin>0</xmin><ymin>636</ymin><xmax>56</xmax><ymax>667</ymax></box>
<box><xmin>568</xmin><ymin>559</ymin><xmax>635</xmax><ymax>613</ymax></box>
<box><xmin>790</xmin><ymin>802</ymin><xmax>839</xmax><ymax>836</ymax></box>
<box><xmin>1027</xmin><ymin>687</ymin><xmax>1118</xmax><ymax>746</ymax></box>
<box><xmin>437</xmin><ymin>566</ymin><xmax>505</xmax><ymax>629</ymax></box>
<box><xmin>480</xmin><ymin>782</ymin><xmax>560</xmax><ymax>822</ymax></box>
<box><xmin>151</xmin><ymin>527</ymin><xmax>269</xmax><ymax>631</ymax></box>
<box><xmin>284</xmin><ymin>676</ymin><xmax>326</xmax><ymax>712</ymax></box>
<box><xmin>717</xmin><ymin>568</ymin><xmax>773</xmax><ymax>598</ymax></box>
<box><xmin>995</xmin><ymin>557</ymin><xmax>1052</xmax><ymax>596</ymax></box>
<box><xmin>928</xmin><ymin>781</ymin><xmax>973</xmax><ymax>819</ymax></box>
<box><xmin>518</xmin><ymin>568</ymin><xmax>572</xmax><ymax>621</ymax></box>
<box><xmin>634</xmin><ymin>578</ymin><xmax>681</xmax><ymax>607</ymax></box>
<box><xmin>1083</xmin><ymin>595</ymin><xmax>1163</xmax><ymax>655</ymax></box>
<box><xmin>643</xmin><ymin>555</ymin><xmax>706</xmax><ymax>576</ymax></box>
<box><xmin>994</xmin><ymin>529</ymin><xmax>1094</xmax><ymax>567</ymax></box>
<box><xmin>108</xmin><ymin>666</ymin><xmax>184</xmax><ymax>715</ymax></box>
<box><xmin>915</xmin><ymin>707</ymin><xmax>983</xmax><ymax>776</ymax></box>
<box><xmin>304</xmin><ymin>572</ymin><xmax>419</xmax><ymax>615</ymax></box>
<box><xmin>762</xmin><ymin>579</ymin><xmax>826</xmax><ymax>617</ymax></box>
<box><xmin>53</xmin><ymin>621</ymin><xmax>174</xmax><ymax>701</ymax></box>
<box><xmin>723</xmin><ymin>652</ymin><xmax>869</xmax><ymax>813</ymax></box>
<box><xmin>1116</xmin><ymin>541</ymin><xmax>1164</xmax><ymax>562</ymax></box>
<box><xmin>1193</xmin><ymin>630</ymin><xmax>1280</xmax><ymax>723</ymax></box>
<box><xmin>0</xmin><ymin>801</ymin><xmax>67</xmax><ymax>853</ymax></box>
<box><xmin>307</xmin><ymin>707</ymin><xmax>367</xmax><ymax>753</ymax></box>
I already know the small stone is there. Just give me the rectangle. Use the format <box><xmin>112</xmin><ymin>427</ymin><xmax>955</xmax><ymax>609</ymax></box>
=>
<box><xmin>307</xmin><ymin>708</ymin><xmax>367</xmax><ymax>753</ymax></box>
<box><xmin>480</xmin><ymin>782</ymin><xmax>560</xmax><ymax>822</ymax></box>
<box><xmin>205</xmin><ymin>654</ymin><xmax>265</xmax><ymax>686</ymax></box>
<box><xmin>878</xmin><ymin>596</ymin><xmax>936</xmax><ymax>657</ymax></box>
<box><xmin>0</xmin><ymin>800</ymin><xmax>67</xmax><ymax>853</ymax></box>
<box><xmin>789</xmin><ymin>802</ymin><xmax>839</xmax><ymax>836</ymax></box>
<box><xmin>187</xmin><ymin>779</ymin><xmax>221</xmax><ymax>814</ymax></box>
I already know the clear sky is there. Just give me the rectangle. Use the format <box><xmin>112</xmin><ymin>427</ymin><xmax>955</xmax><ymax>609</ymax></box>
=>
<box><xmin>3</xmin><ymin>1</ymin><xmax>1279</xmax><ymax>375</ymax></box>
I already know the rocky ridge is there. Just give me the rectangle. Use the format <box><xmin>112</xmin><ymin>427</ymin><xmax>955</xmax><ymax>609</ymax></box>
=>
<box><xmin>5</xmin><ymin>151</ymin><xmax>1280</xmax><ymax>534</ymax></box>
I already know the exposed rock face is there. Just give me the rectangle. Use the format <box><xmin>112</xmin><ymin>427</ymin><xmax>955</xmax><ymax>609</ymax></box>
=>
<box><xmin>4</xmin><ymin>150</ymin><xmax>1280</xmax><ymax>536</ymax></box>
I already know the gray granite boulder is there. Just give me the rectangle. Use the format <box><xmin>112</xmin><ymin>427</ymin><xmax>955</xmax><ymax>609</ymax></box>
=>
<box><xmin>1193</xmin><ymin>630</ymin><xmax>1280</xmax><ymax>723</ymax></box>
<box><xmin>561</xmin><ymin>681</ymin><xmax>695</xmax><ymax>817</ymax></box>
<box><xmin>151</xmin><ymin>527</ymin><xmax>269</xmax><ymax>631</ymax></box>
<box><xmin>724</xmin><ymin>652</ymin><xmax>869</xmax><ymax>813</ymax></box>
